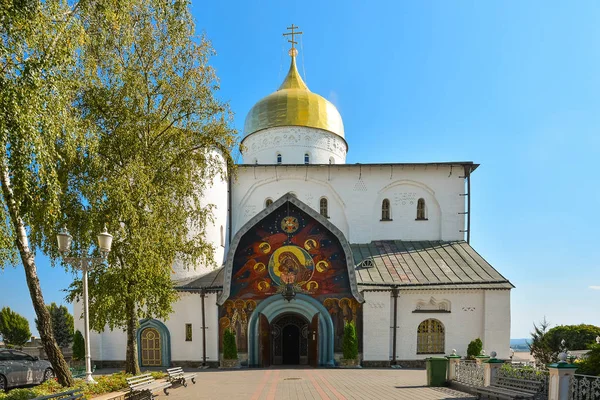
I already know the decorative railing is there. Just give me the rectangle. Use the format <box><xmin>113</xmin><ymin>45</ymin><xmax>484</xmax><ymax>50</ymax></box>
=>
<box><xmin>570</xmin><ymin>374</ymin><xmax>600</xmax><ymax>400</ymax></box>
<box><xmin>454</xmin><ymin>361</ymin><xmax>485</xmax><ymax>387</ymax></box>
<box><xmin>497</xmin><ymin>365</ymin><xmax>549</xmax><ymax>400</ymax></box>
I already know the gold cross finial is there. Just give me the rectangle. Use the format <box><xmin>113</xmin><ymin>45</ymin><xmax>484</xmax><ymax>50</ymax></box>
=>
<box><xmin>283</xmin><ymin>24</ymin><xmax>303</xmax><ymax>57</ymax></box>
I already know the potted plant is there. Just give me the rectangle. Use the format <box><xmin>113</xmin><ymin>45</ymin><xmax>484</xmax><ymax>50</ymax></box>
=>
<box><xmin>220</xmin><ymin>328</ymin><xmax>240</xmax><ymax>368</ymax></box>
<box><xmin>339</xmin><ymin>321</ymin><xmax>360</xmax><ymax>367</ymax></box>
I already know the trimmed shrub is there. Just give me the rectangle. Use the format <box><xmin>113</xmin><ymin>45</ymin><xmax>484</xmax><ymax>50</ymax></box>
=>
<box><xmin>342</xmin><ymin>321</ymin><xmax>358</xmax><ymax>360</ymax></box>
<box><xmin>467</xmin><ymin>338</ymin><xmax>483</xmax><ymax>360</ymax></box>
<box><xmin>73</xmin><ymin>330</ymin><xmax>85</xmax><ymax>361</ymax></box>
<box><xmin>223</xmin><ymin>328</ymin><xmax>238</xmax><ymax>360</ymax></box>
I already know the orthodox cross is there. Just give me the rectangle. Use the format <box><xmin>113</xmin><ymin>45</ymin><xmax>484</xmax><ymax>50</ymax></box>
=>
<box><xmin>283</xmin><ymin>24</ymin><xmax>303</xmax><ymax>51</ymax></box>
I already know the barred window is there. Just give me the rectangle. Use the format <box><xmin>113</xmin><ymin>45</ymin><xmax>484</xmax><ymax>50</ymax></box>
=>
<box><xmin>320</xmin><ymin>198</ymin><xmax>328</xmax><ymax>218</ymax></box>
<box><xmin>265</xmin><ymin>198</ymin><xmax>273</xmax><ymax>208</ymax></box>
<box><xmin>417</xmin><ymin>319</ymin><xmax>445</xmax><ymax>354</ymax></box>
<box><xmin>417</xmin><ymin>198</ymin><xmax>427</xmax><ymax>220</ymax></box>
<box><xmin>304</xmin><ymin>153</ymin><xmax>310</xmax><ymax>164</ymax></box>
<box><xmin>381</xmin><ymin>199</ymin><xmax>391</xmax><ymax>220</ymax></box>
<box><xmin>276</xmin><ymin>153</ymin><xmax>282</xmax><ymax>164</ymax></box>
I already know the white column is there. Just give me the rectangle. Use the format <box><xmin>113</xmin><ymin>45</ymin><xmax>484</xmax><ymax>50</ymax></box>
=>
<box><xmin>548</xmin><ymin>353</ymin><xmax>579</xmax><ymax>400</ymax></box>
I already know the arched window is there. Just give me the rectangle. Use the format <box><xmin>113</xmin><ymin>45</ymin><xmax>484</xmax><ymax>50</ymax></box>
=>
<box><xmin>304</xmin><ymin>153</ymin><xmax>310</xmax><ymax>164</ymax></box>
<box><xmin>329</xmin><ymin>157</ymin><xmax>335</xmax><ymax>164</ymax></box>
<box><xmin>417</xmin><ymin>198</ymin><xmax>427</xmax><ymax>220</ymax></box>
<box><xmin>417</xmin><ymin>319</ymin><xmax>445</xmax><ymax>354</ymax></box>
<box><xmin>320</xmin><ymin>198</ymin><xmax>328</xmax><ymax>218</ymax></box>
<box><xmin>220</xmin><ymin>225</ymin><xmax>224</xmax><ymax>247</ymax></box>
<box><xmin>381</xmin><ymin>199</ymin><xmax>391</xmax><ymax>220</ymax></box>
<box><xmin>265</xmin><ymin>198</ymin><xmax>273</xmax><ymax>208</ymax></box>
<box><xmin>276</xmin><ymin>153</ymin><xmax>282</xmax><ymax>164</ymax></box>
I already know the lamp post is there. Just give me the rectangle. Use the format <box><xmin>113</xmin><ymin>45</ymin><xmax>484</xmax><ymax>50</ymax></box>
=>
<box><xmin>57</xmin><ymin>227</ymin><xmax>112</xmax><ymax>384</ymax></box>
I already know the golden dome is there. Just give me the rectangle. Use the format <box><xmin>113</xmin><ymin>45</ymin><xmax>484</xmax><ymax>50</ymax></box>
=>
<box><xmin>243</xmin><ymin>56</ymin><xmax>345</xmax><ymax>139</ymax></box>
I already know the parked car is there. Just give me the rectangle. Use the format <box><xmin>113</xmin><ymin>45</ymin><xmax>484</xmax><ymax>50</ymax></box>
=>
<box><xmin>0</xmin><ymin>349</ymin><xmax>54</xmax><ymax>392</ymax></box>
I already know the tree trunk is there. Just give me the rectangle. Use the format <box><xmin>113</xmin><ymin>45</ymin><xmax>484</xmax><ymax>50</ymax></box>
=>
<box><xmin>125</xmin><ymin>297</ymin><xmax>140</xmax><ymax>375</ymax></box>
<box><xmin>0</xmin><ymin>164</ymin><xmax>74</xmax><ymax>387</ymax></box>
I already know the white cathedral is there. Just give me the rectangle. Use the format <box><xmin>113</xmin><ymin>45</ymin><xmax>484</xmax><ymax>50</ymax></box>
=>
<box><xmin>75</xmin><ymin>34</ymin><xmax>513</xmax><ymax>369</ymax></box>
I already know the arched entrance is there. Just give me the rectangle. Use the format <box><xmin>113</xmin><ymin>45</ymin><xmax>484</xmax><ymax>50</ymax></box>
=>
<box><xmin>271</xmin><ymin>313</ymin><xmax>308</xmax><ymax>365</ymax></box>
<box><xmin>140</xmin><ymin>328</ymin><xmax>161</xmax><ymax>366</ymax></box>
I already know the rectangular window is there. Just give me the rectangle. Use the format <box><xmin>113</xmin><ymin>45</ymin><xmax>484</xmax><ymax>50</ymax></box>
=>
<box><xmin>185</xmin><ymin>323</ymin><xmax>192</xmax><ymax>341</ymax></box>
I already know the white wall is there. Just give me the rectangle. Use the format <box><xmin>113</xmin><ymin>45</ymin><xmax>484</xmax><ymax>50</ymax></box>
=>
<box><xmin>232</xmin><ymin>164</ymin><xmax>466</xmax><ymax>243</ymax></box>
<box><xmin>362</xmin><ymin>291</ymin><xmax>392</xmax><ymax>362</ymax></box>
<box><xmin>240</xmin><ymin>126</ymin><xmax>347</xmax><ymax>165</ymax></box>
<box><xmin>75</xmin><ymin>292</ymin><xmax>220</xmax><ymax>363</ymax></box>
<box><xmin>482</xmin><ymin>290</ymin><xmax>511</xmax><ymax>360</ymax></box>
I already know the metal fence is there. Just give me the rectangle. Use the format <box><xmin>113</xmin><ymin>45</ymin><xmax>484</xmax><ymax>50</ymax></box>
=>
<box><xmin>570</xmin><ymin>374</ymin><xmax>600</xmax><ymax>400</ymax></box>
<box><xmin>454</xmin><ymin>361</ymin><xmax>485</xmax><ymax>387</ymax></box>
<box><xmin>497</xmin><ymin>365</ymin><xmax>549</xmax><ymax>400</ymax></box>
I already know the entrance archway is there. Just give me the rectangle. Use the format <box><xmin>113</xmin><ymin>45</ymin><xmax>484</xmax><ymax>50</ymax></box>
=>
<box><xmin>271</xmin><ymin>313</ymin><xmax>308</xmax><ymax>365</ymax></box>
<box><xmin>248</xmin><ymin>294</ymin><xmax>335</xmax><ymax>367</ymax></box>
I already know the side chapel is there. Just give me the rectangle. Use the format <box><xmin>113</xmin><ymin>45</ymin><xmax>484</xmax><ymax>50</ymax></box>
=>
<box><xmin>75</xmin><ymin>26</ymin><xmax>513</xmax><ymax>368</ymax></box>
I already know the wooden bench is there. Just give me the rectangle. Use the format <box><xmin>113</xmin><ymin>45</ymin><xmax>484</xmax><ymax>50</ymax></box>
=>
<box><xmin>166</xmin><ymin>367</ymin><xmax>197</xmax><ymax>387</ymax></box>
<box><xmin>32</xmin><ymin>389</ymin><xmax>83</xmax><ymax>400</ymax></box>
<box><xmin>474</xmin><ymin>376</ymin><xmax>545</xmax><ymax>399</ymax></box>
<box><xmin>126</xmin><ymin>373</ymin><xmax>172</xmax><ymax>399</ymax></box>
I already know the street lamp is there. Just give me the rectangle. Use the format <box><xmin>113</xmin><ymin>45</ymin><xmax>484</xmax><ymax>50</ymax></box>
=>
<box><xmin>57</xmin><ymin>226</ymin><xmax>112</xmax><ymax>383</ymax></box>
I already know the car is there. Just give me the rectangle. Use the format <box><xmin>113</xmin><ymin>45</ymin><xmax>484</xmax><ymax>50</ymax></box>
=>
<box><xmin>0</xmin><ymin>349</ymin><xmax>54</xmax><ymax>392</ymax></box>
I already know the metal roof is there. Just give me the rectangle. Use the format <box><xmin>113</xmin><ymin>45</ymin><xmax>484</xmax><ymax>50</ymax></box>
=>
<box><xmin>353</xmin><ymin>240</ymin><xmax>513</xmax><ymax>290</ymax></box>
<box><xmin>238</xmin><ymin>162</ymin><xmax>479</xmax><ymax>172</ymax></box>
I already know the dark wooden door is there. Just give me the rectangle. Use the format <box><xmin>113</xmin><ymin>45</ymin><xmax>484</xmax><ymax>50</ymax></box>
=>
<box><xmin>259</xmin><ymin>313</ymin><xmax>271</xmax><ymax>367</ymax></box>
<box><xmin>308</xmin><ymin>313</ymin><xmax>319</xmax><ymax>367</ymax></box>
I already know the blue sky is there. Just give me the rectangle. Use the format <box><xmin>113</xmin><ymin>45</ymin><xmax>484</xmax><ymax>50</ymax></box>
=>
<box><xmin>1</xmin><ymin>1</ymin><xmax>599</xmax><ymax>340</ymax></box>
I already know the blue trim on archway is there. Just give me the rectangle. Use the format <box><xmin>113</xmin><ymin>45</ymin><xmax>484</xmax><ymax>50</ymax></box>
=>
<box><xmin>137</xmin><ymin>319</ymin><xmax>171</xmax><ymax>367</ymax></box>
<box><xmin>247</xmin><ymin>294</ymin><xmax>335</xmax><ymax>367</ymax></box>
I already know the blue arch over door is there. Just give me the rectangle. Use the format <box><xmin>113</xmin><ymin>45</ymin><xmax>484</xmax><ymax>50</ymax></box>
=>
<box><xmin>137</xmin><ymin>319</ymin><xmax>171</xmax><ymax>367</ymax></box>
<box><xmin>248</xmin><ymin>294</ymin><xmax>334</xmax><ymax>367</ymax></box>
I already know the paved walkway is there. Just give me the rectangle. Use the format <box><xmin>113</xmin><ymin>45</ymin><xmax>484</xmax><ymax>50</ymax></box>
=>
<box><xmin>163</xmin><ymin>368</ymin><xmax>475</xmax><ymax>400</ymax></box>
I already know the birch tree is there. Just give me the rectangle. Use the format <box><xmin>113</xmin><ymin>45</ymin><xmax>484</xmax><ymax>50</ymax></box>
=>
<box><xmin>1</xmin><ymin>0</ymin><xmax>88</xmax><ymax>386</ymax></box>
<box><xmin>66</xmin><ymin>0</ymin><xmax>235</xmax><ymax>374</ymax></box>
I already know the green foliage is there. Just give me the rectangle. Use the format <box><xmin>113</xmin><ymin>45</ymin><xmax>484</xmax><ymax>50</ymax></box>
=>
<box><xmin>0</xmin><ymin>307</ymin><xmax>31</xmax><ymax>347</ymax></box>
<box><xmin>529</xmin><ymin>319</ymin><xmax>600</xmax><ymax>365</ymax></box>
<box><xmin>73</xmin><ymin>330</ymin><xmax>85</xmax><ymax>361</ymax></box>
<box><xmin>0</xmin><ymin>371</ymin><xmax>142</xmax><ymax>400</ymax></box>
<box><xmin>529</xmin><ymin>317</ymin><xmax>559</xmax><ymax>365</ymax></box>
<box><xmin>223</xmin><ymin>329</ymin><xmax>238</xmax><ymax>360</ymax></box>
<box><xmin>467</xmin><ymin>338</ymin><xmax>483</xmax><ymax>360</ymax></box>
<box><xmin>35</xmin><ymin>303</ymin><xmax>74</xmax><ymax>348</ymax></box>
<box><xmin>64</xmin><ymin>0</ymin><xmax>235</xmax><ymax>374</ymax></box>
<box><xmin>342</xmin><ymin>321</ymin><xmax>359</xmax><ymax>360</ymax></box>
<box><xmin>545</xmin><ymin>324</ymin><xmax>600</xmax><ymax>351</ymax></box>
<box><xmin>575</xmin><ymin>343</ymin><xmax>600</xmax><ymax>376</ymax></box>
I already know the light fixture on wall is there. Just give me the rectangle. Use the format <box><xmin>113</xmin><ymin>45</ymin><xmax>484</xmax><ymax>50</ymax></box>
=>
<box><xmin>282</xmin><ymin>283</ymin><xmax>296</xmax><ymax>302</ymax></box>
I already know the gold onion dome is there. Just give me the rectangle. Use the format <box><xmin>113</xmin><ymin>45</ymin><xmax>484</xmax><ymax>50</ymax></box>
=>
<box><xmin>243</xmin><ymin>55</ymin><xmax>345</xmax><ymax>139</ymax></box>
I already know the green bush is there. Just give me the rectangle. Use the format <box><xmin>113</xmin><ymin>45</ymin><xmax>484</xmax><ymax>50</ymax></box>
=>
<box><xmin>73</xmin><ymin>330</ymin><xmax>85</xmax><ymax>361</ymax></box>
<box><xmin>223</xmin><ymin>328</ymin><xmax>238</xmax><ymax>360</ymax></box>
<box><xmin>342</xmin><ymin>321</ymin><xmax>358</xmax><ymax>360</ymax></box>
<box><xmin>467</xmin><ymin>338</ymin><xmax>483</xmax><ymax>360</ymax></box>
<box><xmin>575</xmin><ymin>343</ymin><xmax>600</xmax><ymax>376</ymax></box>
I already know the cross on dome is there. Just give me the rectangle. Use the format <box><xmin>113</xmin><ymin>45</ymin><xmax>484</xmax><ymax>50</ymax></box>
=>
<box><xmin>283</xmin><ymin>24</ymin><xmax>303</xmax><ymax>57</ymax></box>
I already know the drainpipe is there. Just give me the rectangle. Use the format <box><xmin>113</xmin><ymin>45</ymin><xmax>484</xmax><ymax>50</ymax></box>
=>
<box><xmin>391</xmin><ymin>286</ymin><xmax>399</xmax><ymax>365</ymax></box>
<box><xmin>201</xmin><ymin>288</ymin><xmax>207</xmax><ymax>367</ymax></box>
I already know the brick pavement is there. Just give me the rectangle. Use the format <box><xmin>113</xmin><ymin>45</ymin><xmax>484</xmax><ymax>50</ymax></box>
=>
<box><xmin>162</xmin><ymin>368</ymin><xmax>476</xmax><ymax>400</ymax></box>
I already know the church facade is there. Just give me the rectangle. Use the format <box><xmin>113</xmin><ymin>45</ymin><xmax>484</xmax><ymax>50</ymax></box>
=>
<box><xmin>75</xmin><ymin>38</ymin><xmax>513</xmax><ymax>368</ymax></box>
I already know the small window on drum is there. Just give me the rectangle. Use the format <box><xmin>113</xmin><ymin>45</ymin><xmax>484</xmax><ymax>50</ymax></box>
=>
<box><xmin>329</xmin><ymin>157</ymin><xmax>335</xmax><ymax>164</ymax></box>
<box><xmin>276</xmin><ymin>153</ymin><xmax>282</xmax><ymax>164</ymax></box>
<box><xmin>304</xmin><ymin>153</ymin><xmax>310</xmax><ymax>164</ymax></box>
<box><xmin>265</xmin><ymin>198</ymin><xmax>273</xmax><ymax>208</ymax></box>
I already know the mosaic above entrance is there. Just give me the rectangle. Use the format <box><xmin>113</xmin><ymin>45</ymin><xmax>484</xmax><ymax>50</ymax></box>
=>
<box><xmin>229</xmin><ymin>202</ymin><xmax>354</xmax><ymax>301</ymax></box>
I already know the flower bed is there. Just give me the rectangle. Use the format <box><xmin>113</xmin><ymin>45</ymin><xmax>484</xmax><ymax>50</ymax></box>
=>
<box><xmin>0</xmin><ymin>371</ymin><xmax>166</xmax><ymax>400</ymax></box>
